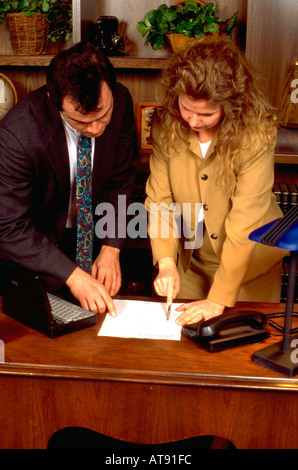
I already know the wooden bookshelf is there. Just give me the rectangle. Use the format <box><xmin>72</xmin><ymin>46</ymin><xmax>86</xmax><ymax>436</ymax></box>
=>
<box><xmin>0</xmin><ymin>55</ymin><xmax>168</xmax><ymax>70</ymax></box>
<box><xmin>0</xmin><ymin>0</ymin><xmax>297</xmax><ymax>169</ymax></box>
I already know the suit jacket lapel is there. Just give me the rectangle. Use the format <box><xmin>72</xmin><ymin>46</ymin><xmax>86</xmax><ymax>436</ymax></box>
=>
<box><xmin>41</xmin><ymin>99</ymin><xmax>71</xmax><ymax>236</ymax></box>
<box><xmin>92</xmin><ymin>125</ymin><xmax>115</xmax><ymax>205</ymax></box>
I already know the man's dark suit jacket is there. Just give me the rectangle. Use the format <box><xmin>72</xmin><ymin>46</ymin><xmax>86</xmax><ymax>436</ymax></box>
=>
<box><xmin>0</xmin><ymin>82</ymin><xmax>136</xmax><ymax>290</ymax></box>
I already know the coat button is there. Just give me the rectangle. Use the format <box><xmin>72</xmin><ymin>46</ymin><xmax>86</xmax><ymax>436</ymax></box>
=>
<box><xmin>201</xmin><ymin>174</ymin><xmax>208</xmax><ymax>180</ymax></box>
<box><xmin>203</xmin><ymin>204</ymin><xmax>208</xmax><ymax>211</ymax></box>
<box><xmin>211</xmin><ymin>233</ymin><xmax>218</xmax><ymax>239</ymax></box>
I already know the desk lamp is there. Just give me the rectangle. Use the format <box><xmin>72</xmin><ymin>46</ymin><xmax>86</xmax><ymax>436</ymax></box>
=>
<box><xmin>249</xmin><ymin>204</ymin><xmax>298</xmax><ymax>377</ymax></box>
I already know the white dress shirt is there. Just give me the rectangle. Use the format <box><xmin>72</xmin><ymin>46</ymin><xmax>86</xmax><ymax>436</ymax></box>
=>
<box><xmin>61</xmin><ymin>114</ymin><xmax>95</xmax><ymax>228</ymax></box>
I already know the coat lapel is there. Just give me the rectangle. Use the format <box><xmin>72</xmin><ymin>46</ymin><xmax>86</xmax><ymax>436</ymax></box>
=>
<box><xmin>188</xmin><ymin>132</ymin><xmax>217</xmax><ymax>161</ymax></box>
<box><xmin>41</xmin><ymin>99</ymin><xmax>71</xmax><ymax>236</ymax></box>
<box><xmin>91</xmin><ymin>125</ymin><xmax>115</xmax><ymax>205</ymax></box>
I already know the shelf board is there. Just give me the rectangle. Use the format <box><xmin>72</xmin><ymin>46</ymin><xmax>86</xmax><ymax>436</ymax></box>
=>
<box><xmin>0</xmin><ymin>55</ymin><xmax>53</xmax><ymax>67</ymax></box>
<box><xmin>274</xmin><ymin>153</ymin><xmax>298</xmax><ymax>164</ymax></box>
<box><xmin>0</xmin><ymin>54</ymin><xmax>168</xmax><ymax>69</ymax></box>
<box><xmin>110</xmin><ymin>56</ymin><xmax>168</xmax><ymax>69</ymax></box>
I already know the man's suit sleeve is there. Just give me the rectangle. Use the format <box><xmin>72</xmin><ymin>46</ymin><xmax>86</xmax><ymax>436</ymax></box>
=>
<box><xmin>0</xmin><ymin>125</ymin><xmax>76</xmax><ymax>291</ymax></box>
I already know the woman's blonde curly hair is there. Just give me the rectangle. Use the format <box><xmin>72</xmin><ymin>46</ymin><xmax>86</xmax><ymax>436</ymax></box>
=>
<box><xmin>157</xmin><ymin>37</ymin><xmax>278</xmax><ymax>192</ymax></box>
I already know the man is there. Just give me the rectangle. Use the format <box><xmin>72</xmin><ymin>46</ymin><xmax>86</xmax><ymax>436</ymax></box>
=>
<box><xmin>0</xmin><ymin>42</ymin><xmax>136</xmax><ymax>316</ymax></box>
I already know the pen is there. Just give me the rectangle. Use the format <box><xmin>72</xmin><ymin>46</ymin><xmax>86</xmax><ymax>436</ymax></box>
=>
<box><xmin>166</xmin><ymin>302</ymin><xmax>172</xmax><ymax>321</ymax></box>
<box><xmin>166</xmin><ymin>283</ymin><xmax>174</xmax><ymax>321</ymax></box>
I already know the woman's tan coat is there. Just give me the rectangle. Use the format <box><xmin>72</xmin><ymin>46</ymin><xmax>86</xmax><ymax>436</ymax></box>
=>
<box><xmin>145</xmin><ymin>116</ymin><xmax>288</xmax><ymax>306</ymax></box>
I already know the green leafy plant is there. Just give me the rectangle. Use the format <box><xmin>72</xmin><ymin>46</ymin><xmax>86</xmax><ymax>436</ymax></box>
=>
<box><xmin>0</xmin><ymin>0</ymin><xmax>72</xmax><ymax>42</ymax></box>
<box><xmin>137</xmin><ymin>0</ymin><xmax>238</xmax><ymax>50</ymax></box>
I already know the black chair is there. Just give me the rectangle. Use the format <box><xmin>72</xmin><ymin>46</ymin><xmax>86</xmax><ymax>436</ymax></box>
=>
<box><xmin>47</xmin><ymin>427</ymin><xmax>235</xmax><ymax>450</ymax></box>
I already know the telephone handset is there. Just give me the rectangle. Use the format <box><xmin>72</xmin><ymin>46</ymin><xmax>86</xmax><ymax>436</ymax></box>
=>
<box><xmin>183</xmin><ymin>310</ymin><xmax>269</xmax><ymax>352</ymax></box>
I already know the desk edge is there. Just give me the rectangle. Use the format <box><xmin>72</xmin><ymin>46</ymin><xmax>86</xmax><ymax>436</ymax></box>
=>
<box><xmin>0</xmin><ymin>362</ymin><xmax>297</xmax><ymax>392</ymax></box>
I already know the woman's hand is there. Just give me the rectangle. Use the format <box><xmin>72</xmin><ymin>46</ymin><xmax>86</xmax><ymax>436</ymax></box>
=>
<box><xmin>175</xmin><ymin>299</ymin><xmax>225</xmax><ymax>325</ymax></box>
<box><xmin>154</xmin><ymin>257</ymin><xmax>180</xmax><ymax>304</ymax></box>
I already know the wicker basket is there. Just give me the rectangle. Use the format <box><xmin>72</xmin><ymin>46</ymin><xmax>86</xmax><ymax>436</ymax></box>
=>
<box><xmin>6</xmin><ymin>13</ymin><xmax>49</xmax><ymax>55</ymax></box>
<box><xmin>166</xmin><ymin>31</ymin><xmax>219</xmax><ymax>52</ymax></box>
<box><xmin>166</xmin><ymin>0</ymin><xmax>219</xmax><ymax>52</ymax></box>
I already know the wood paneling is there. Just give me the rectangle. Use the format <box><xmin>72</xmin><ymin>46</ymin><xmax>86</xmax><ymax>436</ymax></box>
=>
<box><xmin>0</xmin><ymin>67</ymin><xmax>47</xmax><ymax>102</ymax></box>
<box><xmin>0</xmin><ymin>0</ymin><xmax>248</xmax><ymax>100</ymax></box>
<box><xmin>81</xmin><ymin>0</ymin><xmax>247</xmax><ymax>56</ymax></box>
<box><xmin>81</xmin><ymin>0</ymin><xmax>173</xmax><ymax>58</ymax></box>
<box><xmin>0</xmin><ymin>21</ymin><xmax>13</xmax><ymax>55</ymax></box>
<box><xmin>246</xmin><ymin>0</ymin><xmax>298</xmax><ymax>108</ymax></box>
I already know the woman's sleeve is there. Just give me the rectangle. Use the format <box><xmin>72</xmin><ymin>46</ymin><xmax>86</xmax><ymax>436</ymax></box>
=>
<box><xmin>208</xmin><ymin>141</ymin><xmax>285</xmax><ymax>306</ymax></box>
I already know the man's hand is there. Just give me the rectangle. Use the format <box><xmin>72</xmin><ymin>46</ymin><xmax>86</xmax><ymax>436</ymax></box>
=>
<box><xmin>66</xmin><ymin>266</ymin><xmax>116</xmax><ymax>315</ymax></box>
<box><xmin>91</xmin><ymin>245</ymin><xmax>121</xmax><ymax>296</ymax></box>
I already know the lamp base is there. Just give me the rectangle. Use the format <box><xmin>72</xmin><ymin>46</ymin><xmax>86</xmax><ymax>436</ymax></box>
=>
<box><xmin>252</xmin><ymin>334</ymin><xmax>298</xmax><ymax>377</ymax></box>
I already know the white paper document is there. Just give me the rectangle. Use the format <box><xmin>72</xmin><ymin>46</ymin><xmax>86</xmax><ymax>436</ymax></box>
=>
<box><xmin>98</xmin><ymin>299</ymin><xmax>182</xmax><ymax>340</ymax></box>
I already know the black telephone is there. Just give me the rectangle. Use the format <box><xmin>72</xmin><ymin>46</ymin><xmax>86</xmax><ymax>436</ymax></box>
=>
<box><xmin>183</xmin><ymin>310</ymin><xmax>269</xmax><ymax>352</ymax></box>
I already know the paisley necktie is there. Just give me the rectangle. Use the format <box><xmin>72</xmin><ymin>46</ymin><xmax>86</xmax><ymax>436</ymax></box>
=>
<box><xmin>76</xmin><ymin>134</ymin><xmax>93</xmax><ymax>273</ymax></box>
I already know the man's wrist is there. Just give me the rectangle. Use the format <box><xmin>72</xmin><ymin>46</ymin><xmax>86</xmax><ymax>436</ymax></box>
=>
<box><xmin>100</xmin><ymin>245</ymin><xmax>120</xmax><ymax>257</ymax></box>
<box><xmin>65</xmin><ymin>266</ymin><xmax>85</xmax><ymax>287</ymax></box>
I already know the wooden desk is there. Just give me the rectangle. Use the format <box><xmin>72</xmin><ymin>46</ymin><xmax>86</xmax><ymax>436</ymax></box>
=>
<box><xmin>0</xmin><ymin>298</ymin><xmax>298</xmax><ymax>450</ymax></box>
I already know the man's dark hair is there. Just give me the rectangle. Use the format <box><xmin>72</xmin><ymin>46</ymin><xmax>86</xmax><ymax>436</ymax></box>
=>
<box><xmin>47</xmin><ymin>42</ymin><xmax>116</xmax><ymax>113</ymax></box>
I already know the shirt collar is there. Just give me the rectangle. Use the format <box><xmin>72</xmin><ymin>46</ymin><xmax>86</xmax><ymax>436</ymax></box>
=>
<box><xmin>60</xmin><ymin>113</ymin><xmax>81</xmax><ymax>139</ymax></box>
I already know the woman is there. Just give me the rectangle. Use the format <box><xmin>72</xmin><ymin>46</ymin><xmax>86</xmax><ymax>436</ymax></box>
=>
<box><xmin>145</xmin><ymin>37</ymin><xmax>287</xmax><ymax>326</ymax></box>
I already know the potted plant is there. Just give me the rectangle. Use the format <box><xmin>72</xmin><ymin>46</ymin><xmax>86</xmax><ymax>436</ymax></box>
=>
<box><xmin>0</xmin><ymin>0</ymin><xmax>72</xmax><ymax>55</ymax></box>
<box><xmin>137</xmin><ymin>0</ymin><xmax>238</xmax><ymax>51</ymax></box>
